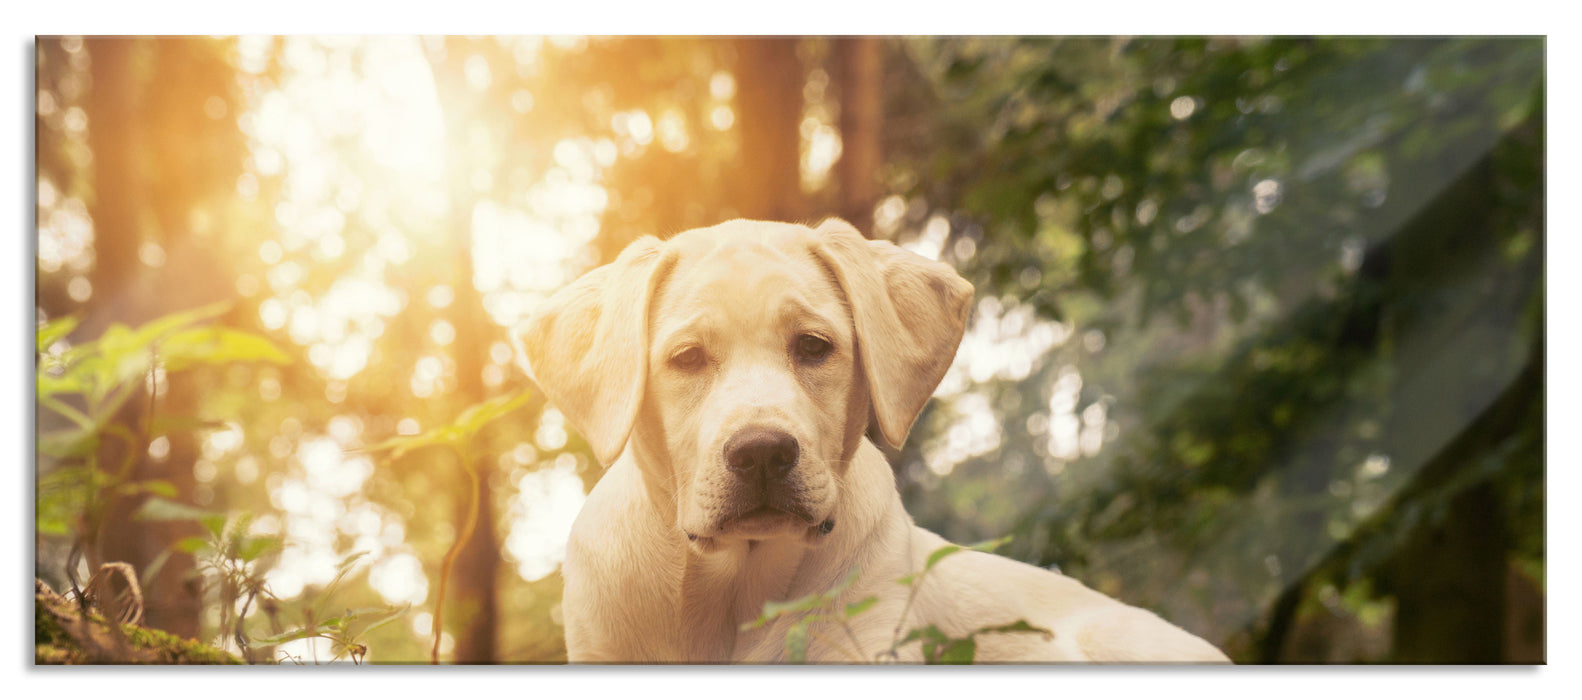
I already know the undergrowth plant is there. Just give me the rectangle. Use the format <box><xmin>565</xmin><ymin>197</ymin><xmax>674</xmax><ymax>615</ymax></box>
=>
<box><xmin>364</xmin><ymin>390</ymin><xmax>531</xmax><ymax>664</ymax></box>
<box><xmin>742</xmin><ymin>536</ymin><xmax>1053</xmax><ymax>664</ymax></box>
<box><xmin>132</xmin><ymin>503</ymin><xmax>408</xmax><ymax>664</ymax></box>
<box><xmin>37</xmin><ymin>304</ymin><xmax>409</xmax><ymax>664</ymax></box>
<box><xmin>247</xmin><ymin>551</ymin><xmax>410</xmax><ymax>665</ymax></box>
<box><xmin>36</xmin><ymin>302</ymin><xmax>290</xmax><ymax>597</ymax></box>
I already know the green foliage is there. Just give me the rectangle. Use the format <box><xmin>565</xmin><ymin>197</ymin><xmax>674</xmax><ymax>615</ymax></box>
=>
<box><xmin>882</xmin><ymin>37</ymin><xmax>1544</xmax><ymax>661</ymax></box>
<box><xmin>33</xmin><ymin>305</ymin><xmax>328</xmax><ymax>663</ymax></box>
<box><xmin>900</xmin><ymin>535</ymin><xmax>1012</xmax><ymax>586</ymax></box>
<box><xmin>364</xmin><ymin>390</ymin><xmax>531</xmax><ymax>461</ymax></box>
<box><xmin>134</xmin><ymin>496</ymin><xmax>228</xmax><ymax>537</ymax></box>
<box><xmin>746</xmin><ymin>538</ymin><xmax>1049</xmax><ymax>664</ymax></box>
<box><xmin>149</xmin><ymin>505</ymin><xmax>409</xmax><ymax>665</ymax></box>
<box><xmin>36</xmin><ymin>304</ymin><xmax>294</xmax><ymax>572</ymax></box>
<box><xmin>363</xmin><ymin>389</ymin><xmax>531</xmax><ymax>663</ymax></box>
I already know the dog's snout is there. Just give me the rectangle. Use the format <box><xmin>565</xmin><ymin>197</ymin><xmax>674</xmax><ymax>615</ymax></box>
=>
<box><xmin>724</xmin><ymin>429</ymin><xmax>799</xmax><ymax>480</ymax></box>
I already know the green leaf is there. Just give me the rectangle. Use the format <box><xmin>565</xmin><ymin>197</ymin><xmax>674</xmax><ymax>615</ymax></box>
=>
<box><xmin>966</xmin><ymin>535</ymin><xmax>1013</xmax><ymax>553</ymax></box>
<box><xmin>785</xmin><ymin>618</ymin><xmax>810</xmax><ymax>664</ymax></box>
<box><xmin>146</xmin><ymin>301</ymin><xmax>231</xmax><ymax>334</ymax></box>
<box><xmin>318</xmin><ymin>551</ymin><xmax>369</xmax><ymax>600</ymax></box>
<box><xmin>133</xmin><ymin>496</ymin><xmax>227</xmax><ymax>536</ymax></box>
<box><xmin>362</xmin><ymin>431</ymin><xmax>454</xmax><ymax>461</ymax></box>
<box><xmin>37</xmin><ymin>427</ymin><xmax>99</xmax><ymax>459</ymax></box>
<box><xmin>35</xmin><ymin>494</ymin><xmax>79</xmax><ymax>536</ymax></box>
<box><xmin>36</xmin><ymin>371</ymin><xmax>89</xmax><ymax>400</ymax></box>
<box><xmin>972</xmin><ymin>619</ymin><xmax>1053</xmax><ymax>640</ymax></box>
<box><xmin>84</xmin><ymin>323</ymin><xmax>156</xmax><ymax>401</ymax></box>
<box><xmin>844</xmin><ymin>595</ymin><xmax>878</xmax><ymax>619</ymax></box>
<box><xmin>743</xmin><ymin>566</ymin><xmax>863</xmax><ymax>631</ymax></box>
<box><xmin>252</xmin><ymin>626</ymin><xmax>326</xmax><ymax>646</ymax></box>
<box><xmin>336</xmin><ymin>550</ymin><xmax>369</xmax><ymax>573</ymax></box>
<box><xmin>897</xmin><ymin>624</ymin><xmax>945</xmax><ymax>649</ymax></box>
<box><xmin>38</xmin><ymin>464</ymin><xmax>104</xmax><ymax>493</ymax></box>
<box><xmin>236</xmin><ymin>535</ymin><xmax>283</xmax><ymax>563</ymax></box>
<box><xmin>35</xmin><ymin>512</ymin><xmax>71</xmax><ymax>537</ymax></box>
<box><xmin>935</xmin><ymin>638</ymin><xmax>977</xmax><ymax>664</ymax></box>
<box><xmin>317</xmin><ymin>606</ymin><xmax>399</xmax><ymax>632</ymax></box>
<box><xmin>923</xmin><ymin>536</ymin><xmax>1013</xmax><ymax>574</ymax></box>
<box><xmin>37</xmin><ymin>315</ymin><xmax>79</xmax><ymax>350</ymax></box>
<box><xmin>366</xmin><ymin>392</ymin><xmax>531</xmax><ymax>462</ymax></box>
<box><xmin>159</xmin><ymin>327</ymin><xmax>293</xmax><ymax>372</ymax></box>
<box><xmin>117</xmin><ymin>479</ymin><xmax>178</xmax><ymax>498</ymax></box>
<box><xmin>743</xmin><ymin>590</ymin><xmax>824</xmax><ymax>630</ymax></box>
<box><xmin>357</xmin><ymin>604</ymin><xmax>412</xmax><ymax>637</ymax></box>
<box><xmin>36</xmin><ymin>466</ymin><xmax>104</xmax><ymax>536</ymax></box>
<box><xmin>173</xmin><ymin>536</ymin><xmax>212</xmax><ymax>554</ymax></box>
<box><xmin>450</xmin><ymin>391</ymin><xmax>531</xmax><ymax>437</ymax></box>
<box><xmin>923</xmin><ymin>544</ymin><xmax>964</xmax><ymax>573</ymax></box>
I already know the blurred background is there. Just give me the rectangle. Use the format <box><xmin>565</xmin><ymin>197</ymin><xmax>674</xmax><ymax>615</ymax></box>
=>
<box><xmin>34</xmin><ymin>36</ymin><xmax>1543</xmax><ymax>664</ymax></box>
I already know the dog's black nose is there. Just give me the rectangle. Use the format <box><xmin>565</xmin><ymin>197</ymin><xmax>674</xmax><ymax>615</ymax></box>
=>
<box><xmin>724</xmin><ymin>429</ymin><xmax>799</xmax><ymax>480</ymax></box>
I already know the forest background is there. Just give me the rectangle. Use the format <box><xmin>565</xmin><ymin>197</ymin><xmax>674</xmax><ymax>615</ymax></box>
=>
<box><xmin>32</xmin><ymin>33</ymin><xmax>1544</xmax><ymax>665</ymax></box>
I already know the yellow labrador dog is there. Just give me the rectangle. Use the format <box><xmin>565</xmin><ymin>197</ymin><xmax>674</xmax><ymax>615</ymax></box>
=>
<box><xmin>520</xmin><ymin>218</ymin><xmax>1229</xmax><ymax>663</ymax></box>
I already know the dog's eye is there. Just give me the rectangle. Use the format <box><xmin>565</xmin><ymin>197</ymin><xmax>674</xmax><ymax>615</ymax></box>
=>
<box><xmin>794</xmin><ymin>334</ymin><xmax>833</xmax><ymax>363</ymax></box>
<box><xmin>670</xmin><ymin>346</ymin><xmax>706</xmax><ymax>371</ymax></box>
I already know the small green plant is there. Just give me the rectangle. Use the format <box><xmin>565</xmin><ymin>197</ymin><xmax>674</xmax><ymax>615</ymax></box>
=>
<box><xmin>130</xmin><ymin>499</ymin><xmax>408</xmax><ymax>664</ymax></box>
<box><xmin>247</xmin><ymin>552</ymin><xmax>410</xmax><ymax>665</ymax></box>
<box><xmin>743</xmin><ymin>536</ymin><xmax>1052</xmax><ymax>664</ymax></box>
<box><xmin>32</xmin><ymin>304</ymin><xmax>418</xmax><ymax>665</ymax></box>
<box><xmin>36</xmin><ymin>303</ymin><xmax>291</xmax><ymax>594</ymax></box>
<box><xmin>133</xmin><ymin>500</ymin><xmax>273</xmax><ymax>653</ymax></box>
<box><xmin>364</xmin><ymin>390</ymin><xmax>531</xmax><ymax>664</ymax></box>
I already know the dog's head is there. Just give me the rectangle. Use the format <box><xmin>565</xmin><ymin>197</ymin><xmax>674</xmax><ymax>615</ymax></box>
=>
<box><xmin>520</xmin><ymin>218</ymin><xmax>972</xmax><ymax>552</ymax></box>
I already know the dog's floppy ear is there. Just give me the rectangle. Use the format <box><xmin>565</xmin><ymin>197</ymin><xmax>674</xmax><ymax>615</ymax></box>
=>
<box><xmin>517</xmin><ymin>237</ymin><xmax>674</xmax><ymax>466</ymax></box>
<box><xmin>812</xmin><ymin>218</ymin><xmax>974</xmax><ymax>449</ymax></box>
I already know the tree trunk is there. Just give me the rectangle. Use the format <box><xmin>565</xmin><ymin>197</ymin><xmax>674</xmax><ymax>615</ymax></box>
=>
<box><xmin>1503</xmin><ymin>562</ymin><xmax>1545</xmax><ymax>663</ymax></box>
<box><xmin>1389</xmin><ymin>481</ymin><xmax>1506</xmax><ymax>663</ymax></box>
<box><xmin>82</xmin><ymin>38</ymin><xmax>145</xmax><ymax>338</ymax></box>
<box><xmin>82</xmin><ymin>37</ymin><xmax>204</xmax><ymax>640</ymax></box>
<box><xmin>427</xmin><ymin>39</ymin><xmax>501</xmax><ymax>663</ymax></box>
<box><xmin>731</xmin><ymin>38</ymin><xmax>805</xmax><ymax>222</ymax></box>
<box><xmin>831</xmin><ymin>37</ymin><xmax>884</xmax><ymax>236</ymax></box>
<box><xmin>445</xmin><ymin>211</ymin><xmax>500</xmax><ymax>665</ymax></box>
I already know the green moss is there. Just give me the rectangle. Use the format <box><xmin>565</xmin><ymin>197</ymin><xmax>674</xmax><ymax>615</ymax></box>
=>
<box><xmin>119</xmin><ymin>623</ymin><xmax>243</xmax><ymax>664</ymax></box>
<box><xmin>35</xmin><ymin>590</ymin><xmax>243</xmax><ymax>665</ymax></box>
<box><xmin>35</xmin><ymin>644</ymin><xmax>74</xmax><ymax>664</ymax></box>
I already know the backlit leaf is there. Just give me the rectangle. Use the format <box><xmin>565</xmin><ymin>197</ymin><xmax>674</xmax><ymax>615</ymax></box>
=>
<box><xmin>451</xmin><ymin>390</ymin><xmax>531</xmax><ymax>436</ymax></box>
<box><xmin>160</xmin><ymin>327</ymin><xmax>293</xmax><ymax>371</ymax></box>
<box><xmin>37</xmin><ymin>315</ymin><xmax>79</xmax><ymax>350</ymax></box>
<box><xmin>134</xmin><ymin>496</ymin><xmax>228</xmax><ymax>536</ymax></box>
<box><xmin>236</xmin><ymin>535</ymin><xmax>283</xmax><ymax>563</ymax></box>
<box><xmin>174</xmin><ymin>536</ymin><xmax>211</xmax><ymax>554</ymax></box>
<box><xmin>37</xmin><ymin>427</ymin><xmax>98</xmax><ymax>459</ymax></box>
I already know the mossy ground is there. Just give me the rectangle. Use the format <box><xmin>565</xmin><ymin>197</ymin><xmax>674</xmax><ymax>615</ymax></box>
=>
<box><xmin>35</xmin><ymin>583</ymin><xmax>242</xmax><ymax>665</ymax></box>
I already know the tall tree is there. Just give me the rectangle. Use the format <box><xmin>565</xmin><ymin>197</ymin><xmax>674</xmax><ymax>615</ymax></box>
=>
<box><xmin>832</xmin><ymin>37</ymin><xmax>884</xmax><ymax>235</ymax></box>
<box><xmin>731</xmin><ymin>38</ymin><xmax>806</xmax><ymax>222</ymax></box>
<box><xmin>75</xmin><ymin>37</ymin><xmax>247</xmax><ymax>639</ymax></box>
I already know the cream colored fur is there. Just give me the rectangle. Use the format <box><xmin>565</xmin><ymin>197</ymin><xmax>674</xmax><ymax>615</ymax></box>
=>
<box><xmin>520</xmin><ymin>218</ymin><xmax>1230</xmax><ymax>664</ymax></box>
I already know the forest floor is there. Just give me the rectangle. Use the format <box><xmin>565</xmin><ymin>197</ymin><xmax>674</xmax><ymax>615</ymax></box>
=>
<box><xmin>35</xmin><ymin>579</ymin><xmax>241</xmax><ymax>665</ymax></box>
